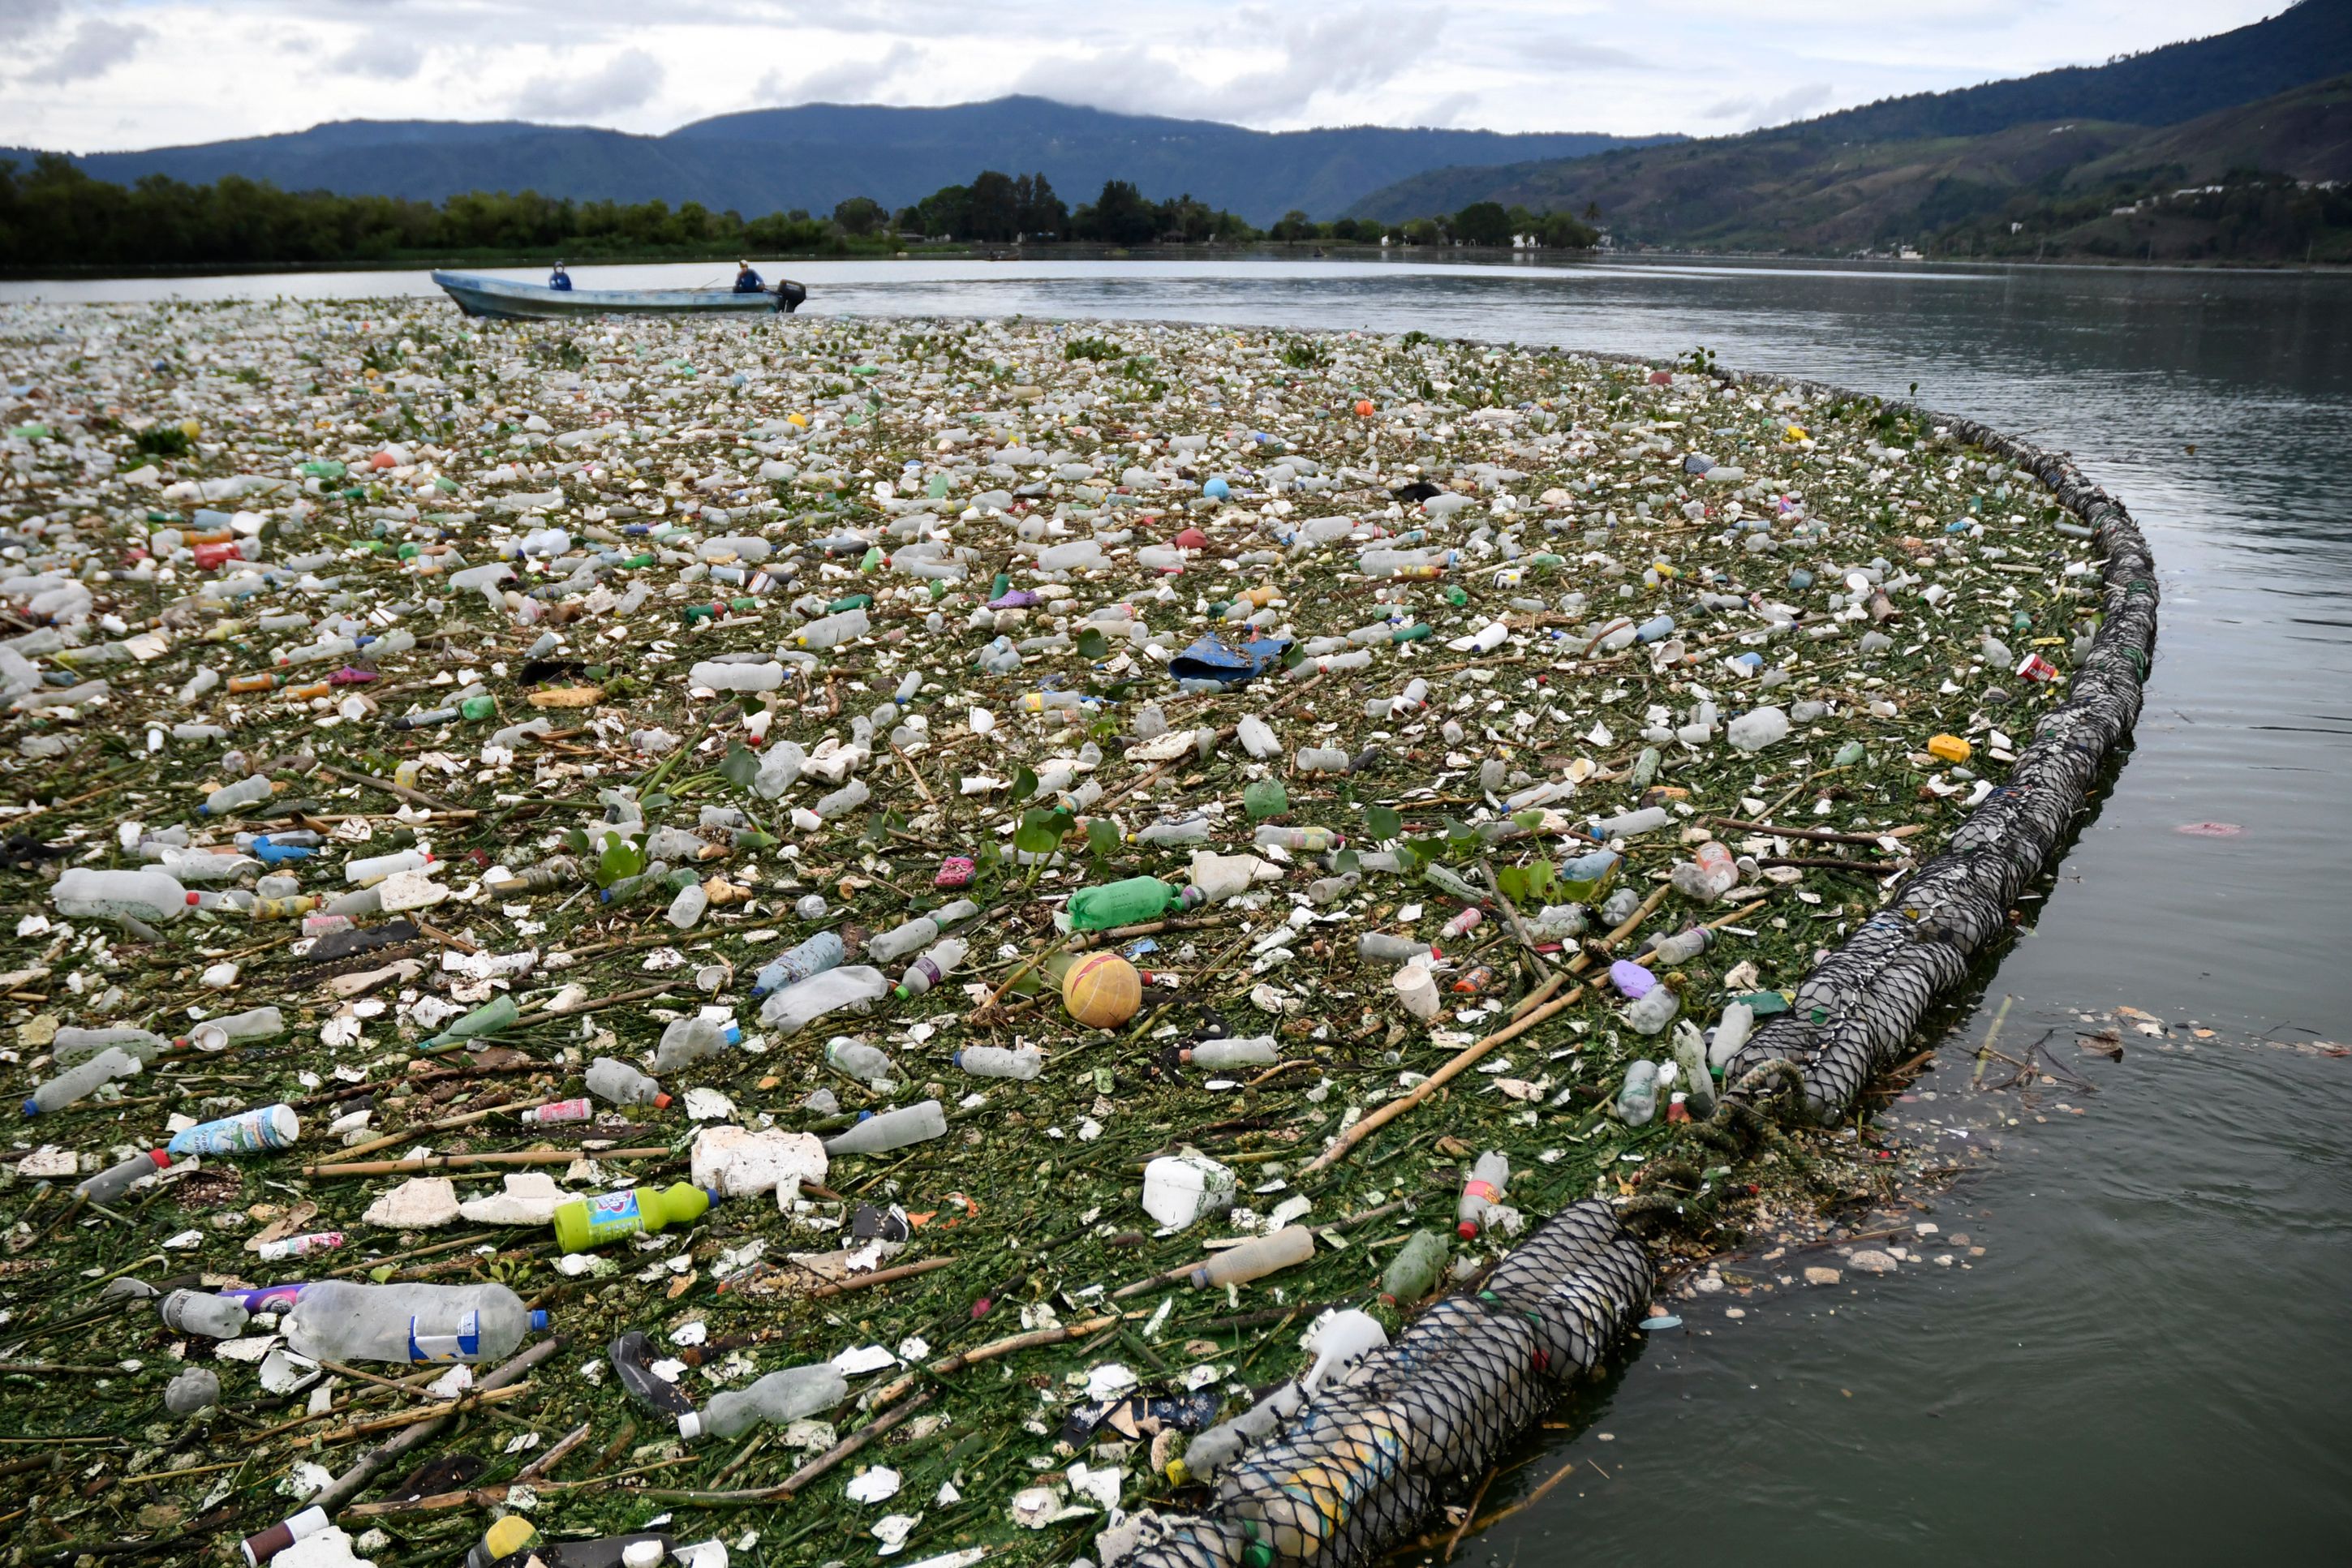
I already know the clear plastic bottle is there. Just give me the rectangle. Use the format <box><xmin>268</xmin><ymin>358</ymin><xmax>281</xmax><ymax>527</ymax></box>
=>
<box><xmin>1673</xmin><ymin>1023</ymin><xmax>1717</xmax><ymax>1118</ymax></box>
<box><xmin>1645</xmin><ymin>924</ymin><xmax>1718</xmax><ymax>965</ymax></box>
<box><xmin>1189</xmin><ymin>1226</ymin><xmax>1314</xmax><ymax>1289</ymax></box>
<box><xmin>1618</xmin><ymin>1059</ymin><xmax>1660</xmax><ymax>1126</ymax></box>
<box><xmin>825</xmin><ymin>1036</ymin><xmax>896</xmax><ymax>1083</ymax></box>
<box><xmin>954</xmin><ymin>1046</ymin><xmax>1043</xmax><ymax>1080</ymax></box>
<box><xmin>866</xmin><ymin>900</ymin><xmax>976</xmax><ymax>964</ymax></box>
<box><xmin>792</xmin><ymin>608</ymin><xmax>868</xmax><ymax>650</ymax></box>
<box><xmin>1670</xmin><ymin>841</ymin><xmax>1739</xmax><ymax>902</ymax></box>
<box><xmin>282</xmin><ymin>1281</ymin><xmax>548</xmax><ymax>1364</ymax></box>
<box><xmin>1455</xmin><ymin>1151</ymin><xmax>1510</xmax><ymax>1239</ymax></box>
<box><xmin>1379</xmin><ymin>1230</ymin><xmax>1448</xmax><ymax>1306</ymax></box>
<box><xmin>653</xmin><ymin>1017</ymin><xmax>741</xmax><ymax>1072</ymax></box>
<box><xmin>687</xmin><ymin>660</ymin><xmax>784</xmax><ymax>692</ymax></box>
<box><xmin>664</xmin><ymin>881</ymin><xmax>708</xmax><ymax>930</ymax></box>
<box><xmin>1624</xmin><ymin>982</ymin><xmax>1680</xmax><ymax>1036</ymax></box>
<box><xmin>200</xmin><ymin>775</ymin><xmax>272</xmax><ymax>816</ymax></box>
<box><xmin>1131</xmin><ymin>818</ymin><xmax>1210</xmax><ymax>847</ymax></box>
<box><xmin>1726</xmin><ymin>706</ymin><xmax>1790</xmax><ymax>752</ymax></box>
<box><xmin>587</xmin><ymin>1058</ymin><xmax>673</xmax><ymax>1109</ymax></box>
<box><xmin>1589</xmin><ymin>806</ymin><xmax>1672</xmax><ymax>840</ymax></box>
<box><xmin>823</xmin><ymin>1099</ymin><xmax>948</xmax><ymax>1155</ymax></box>
<box><xmin>24</xmin><ymin>1046</ymin><xmax>141</xmax><ymax>1115</ymax></box>
<box><xmin>346</xmin><ymin>848</ymin><xmax>432</xmax><ymax>884</ymax></box>
<box><xmin>1358</xmin><ymin>932</ymin><xmax>1432</xmax><ymax>963</ymax></box>
<box><xmin>1253</xmin><ymin>825</ymin><xmax>1344</xmax><ymax>853</ymax></box>
<box><xmin>1294</xmin><ymin>747</ymin><xmax>1351</xmax><ymax>773</ymax></box>
<box><xmin>750</xmin><ymin>930</ymin><xmax>845</xmax><ymax>998</ymax></box>
<box><xmin>812</xmin><ymin>778</ymin><xmax>870</xmax><ymax>820</ymax></box>
<box><xmin>76</xmin><ymin>1149</ymin><xmax>169</xmax><ymax>1205</ymax></box>
<box><xmin>52</xmin><ymin>869</ymin><xmax>195</xmax><ymax>923</ymax></box>
<box><xmin>165</xmin><ymin>1367</ymin><xmax>221</xmax><ymax>1415</ymax></box>
<box><xmin>52</xmin><ymin>1025</ymin><xmax>170</xmax><ymax>1068</ymax></box>
<box><xmin>893</xmin><ymin>937</ymin><xmax>965</xmax><ymax>1000</ymax></box>
<box><xmin>677</xmin><ymin>1363</ymin><xmax>847</xmax><ymax>1441</ymax></box>
<box><xmin>1708</xmin><ymin>1000</ymin><xmax>1756</xmax><ymax>1071</ymax></box>
<box><xmin>159</xmin><ymin>1289</ymin><xmax>249</xmax><ymax>1339</ymax></box>
<box><xmin>1180</xmin><ymin>1037</ymin><xmax>1278</xmax><ymax>1069</ymax></box>
<box><xmin>1236</xmin><ymin>715</ymin><xmax>1281</xmax><ymax>759</ymax></box>
<box><xmin>187</xmin><ymin>1006</ymin><xmax>285</xmax><ymax>1051</ymax></box>
<box><xmin>759</xmin><ymin>966</ymin><xmax>888</xmax><ymax>1034</ymax></box>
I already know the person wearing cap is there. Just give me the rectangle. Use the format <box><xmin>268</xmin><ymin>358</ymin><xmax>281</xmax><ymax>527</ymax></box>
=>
<box><xmin>548</xmin><ymin>261</ymin><xmax>573</xmax><ymax>291</ymax></box>
<box><xmin>733</xmin><ymin>260</ymin><xmax>765</xmax><ymax>294</ymax></box>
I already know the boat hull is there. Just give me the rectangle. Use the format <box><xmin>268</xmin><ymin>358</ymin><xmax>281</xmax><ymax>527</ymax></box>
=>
<box><xmin>430</xmin><ymin>271</ymin><xmax>803</xmax><ymax>320</ymax></box>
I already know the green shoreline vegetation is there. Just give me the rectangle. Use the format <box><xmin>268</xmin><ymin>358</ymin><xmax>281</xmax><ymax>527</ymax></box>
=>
<box><xmin>0</xmin><ymin>155</ymin><xmax>1600</xmax><ymax>277</ymax></box>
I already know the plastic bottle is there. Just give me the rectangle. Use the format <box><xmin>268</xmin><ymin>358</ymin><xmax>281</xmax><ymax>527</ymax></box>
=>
<box><xmin>758</xmin><ymin>965</ymin><xmax>888</xmax><ymax>1034</ymax></box>
<box><xmin>676</xmin><ymin>1363</ymin><xmax>847</xmax><ymax>1441</ymax></box>
<box><xmin>1673</xmin><ymin>1023</ymin><xmax>1717</xmax><ymax>1118</ymax></box>
<box><xmin>893</xmin><ymin>936</ymin><xmax>966</xmax><ymax>1000</ymax></box>
<box><xmin>51</xmin><ymin>1025</ymin><xmax>170</xmax><ymax>1068</ymax></box>
<box><xmin>1708</xmin><ymin>1001</ymin><xmax>1756</xmax><ymax>1071</ymax></box>
<box><xmin>1625</xmin><ymin>982</ymin><xmax>1680</xmax><ymax>1036</ymax></box>
<box><xmin>653</xmin><ymin>1017</ymin><xmax>741</xmax><ymax>1072</ymax></box>
<box><xmin>1555</xmin><ymin>849</ymin><xmax>1619</xmax><ymax>901</ymax></box>
<box><xmin>792</xmin><ymin>608</ymin><xmax>868</xmax><ymax>650</ymax></box>
<box><xmin>1189</xmin><ymin>1226</ymin><xmax>1315</xmax><ymax>1290</ymax></box>
<box><xmin>186</xmin><ymin>1006</ymin><xmax>284</xmax><ymax>1051</ymax></box>
<box><xmin>428</xmin><ymin>994</ymin><xmax>516</xmax><ymax>1046</ymax></box>
<box><xmin>812</xmin><ymin>778</ymin><xmax>870</xmax><ymax>820</ymax></box>
<box><xmin>1236</xmin><ymin>715</ymin><xmax>1280</xmax><ymax>759</ymax></box>
<box><xmin>24</xmin><ymin>1046</ymin><xmax>141</xmax><ymax>1115</ymax></box>
<box><xmin>587</xmin><ymin>1058</ymin><xmax>672</xmax><ymax>1110</ymax></box>
<box><xmin>866</xmin><ymin>899</ymin><xmax>978</xmax><ymax>964</ymax></box>
<box><xmin>1379</xmin><ymin>1230</ymin><xmax>1448</xmax><ymax>1306</ymax></box>
<box><xmin>1727</xmin><ymin>706</ymin><xmax>1791</xmax><ymax>752</ymax></box>
<box><xmin>52</xmin><ymin>869</ymin><xmax>196</xmax><ymax>923</ymax></box>
<box><xmin>954</xmin><ymin>1046</ymin><xmax>1043</xmax><ymax>1080</ymax></box>
<box><xmin>1670</xmin><ymin>841</ymin><xmax>1739</xmax><ymax>902</ymax></box>
<box><xmin>1131</xmin><ymin>818</ymin><xmax>1211</xmax><ymax>847</ymax></box>
<box><xmin>76</xmin><ymin>1149</ymin><xmax>169</xmax><ymax>1205</ymax></box>
<box><xmin>346</xmin><ymin>848</ymin><xmax>432</xmax><ymax>884</ymax></box>
<box><xmin>825</xmin><ymin>1037</ymin><xmax>896</xmax><ymax>1083</ymax></box>
<box><xmin>522</xmin><ymin>1098</ymin><xmax>592</xmax><ymax>1126</ymax></box>
<box><xmin>1646</xmin><ymin>925</ymin><xmax>1718</xmax><ymax>965</ymax></box>
<box><xmin>664</xmin><ymin>880</ymin><xmax>708</xmax><ymax>929</ymax></box>
<box><xmin>1252</xmin><ymin>825</ymin><xmax>1344</xmax><ymax>853</ymax></box>
<box><xmin>1588</xmin><ymin>807</ymin><xmax>1672</xmax><ymax>840</ymax></box>
<box><xmin>1066</xmin><ymin>876</ymin><xmax>1197</xmax><ymax>932</ymax></box>
<box><xmin>258</xmin><ymin>1231</ymin><xmax>346</xmax><ymax>1262</ymax></box>
<box><xmin>552</xmin><ymin>1183</ymin><xmax>716</xmax><ymax>1253</ymax></box>
<box><xmin>1180</xmin><ymin>1037</ymin><xmax>1279</xmax><ymax>1069</ymax></box>
<box><xmin>688</xmin><ymin>660</ymin><xmax>784</xmax><ymax>692</ymax></box>
<box><xmin>1302</xmin><ymin>1309</ymin><xmax>1390</xmax><ymax>1393</ymax></box>
<box><xmin>1455</xmin><ymin>1151</ymin><xmax>1510</xmax><ymax>1239</ymax></box>
<box><xmin>159</xmin><ymin>1289</ymin><xmax>250</xmax><ymax>1339</ymax></box>
<box><xmin>200</xmin><ymin>775</ymin><xmax>272</xmax><ymax>816</ymax></box>
<box><xmin>1357</xmin><ymin>932</ymin><xmax>1434</xmax><ymax>963</ymax></box>
<box><xmin>823</xmin><ymin>1099</ymin><xmax>948</xmax><ymax>1156</ymax></box>
<box><xmin>168</xmin><ymin>1103</ymin><xmax>299</xmax><ymax>1154</ymax></box>
<box><xmin>750</xmin><ymin>930</ymin><xmax>845</xmax><ymax>998</ymax></box>
<box><xmin>282</xmin><ymin>1281</ymin><xmax>548</xmax><ymax>1364</ymax></box>
<box><xmin>1618</xmin><ymin>1060</ymin><xmax>1659</xmax><ymax>1127</ymax></box>
<box><xmin>1294</xmin><ymin>747</ymin><xmax>1351</xmax><ymax>774</ymax></box>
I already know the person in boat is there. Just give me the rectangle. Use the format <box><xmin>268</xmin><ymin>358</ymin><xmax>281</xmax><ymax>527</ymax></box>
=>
<box><xmin>733</xmin><ymin>260</ymin><xmax>765</xmax><ymax>294</ymax></box>
<box><xmin>548</xmin><ymin>262</ymin><xmax>573</xmax><ymax>292</ymax></box>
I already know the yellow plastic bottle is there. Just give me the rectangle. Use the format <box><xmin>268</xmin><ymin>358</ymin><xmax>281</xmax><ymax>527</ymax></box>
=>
<box><xmin>551</xmin><ymin>1182</ymin><xmax>716</xmax><ymax>1253</ymax></box>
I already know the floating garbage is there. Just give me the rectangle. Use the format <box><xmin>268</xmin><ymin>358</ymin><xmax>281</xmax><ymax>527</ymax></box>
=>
<box><xmin>0</xmin><ymin>302</ymin><xmax>2146</xmax><ymax>1566</ymax></box>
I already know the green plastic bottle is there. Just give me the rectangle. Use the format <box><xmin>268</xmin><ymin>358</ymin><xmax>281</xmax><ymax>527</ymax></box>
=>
<box><xmin>1379</xmin><ymin>1229</ymin><xmax>1448</xmax><ymax>1306</ymax></box>
<box><xmin>428</xmin><ymin>994</ymin><xmax>517</xmax><ymax>1047</ymax></box>
<box><xmin>1066</xmin><ymin>876</ymin><xmax>1199</xmax><ymax>932</ymax></box>
<box><xmin>551</xmin><ymin>1182</ymin><xmax>716</xmax><ymax>1253</ymax></box>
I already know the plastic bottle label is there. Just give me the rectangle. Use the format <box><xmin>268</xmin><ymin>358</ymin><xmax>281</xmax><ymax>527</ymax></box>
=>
<box><xmin>584</xmin><ymin>1190</ymin><xmax>644</xmax><ymax>1240</ymax></box>
<box><xmin>1461</xmin><ymin>1179</ymin><xmax>1499</xmax><ymax>1202</ymax></box>
<box><xmin>408</xmin><ymin>1309</ymin><xmax>483</xmax><ymax>1362</ymax></box>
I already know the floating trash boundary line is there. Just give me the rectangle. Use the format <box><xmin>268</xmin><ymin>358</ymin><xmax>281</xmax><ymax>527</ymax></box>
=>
<box><xmin>1708</xmin><ymin>372</ymin><xmax>2160</xmax><ymax>1123</ymax></box>
<box><xmin>1120</xmin><ymin>363</ymin><xmax>2156</xmax><ymax>1568</ymax></box>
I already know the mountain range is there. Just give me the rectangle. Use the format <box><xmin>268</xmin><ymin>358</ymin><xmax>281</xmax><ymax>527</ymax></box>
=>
<box><xmin>1343</xmin><ymin>0</ymin><xmax>2352</xmax><ymax>252</ymax></box>
<box><xmin>28</xmin><ymin>98</ymin><xmax>1673</xmax><ymax>229</ymax></box>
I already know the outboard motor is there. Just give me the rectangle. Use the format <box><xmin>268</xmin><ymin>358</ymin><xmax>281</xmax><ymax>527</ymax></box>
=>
<box><xmin>775</xmin><ymin>280</ymin><xmax>808</xmax><ymax>314</ymax></box>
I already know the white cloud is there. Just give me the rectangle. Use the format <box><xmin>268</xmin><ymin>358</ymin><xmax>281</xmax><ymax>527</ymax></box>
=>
<box><xmin>754</xmin><ymin>41</ymin><xmax>921</xmax><ymax>105</ymax></box>
<box><xmin>21</xmin><ymin>18</ymin><xmax>151</xmax><ymax>84</ymax></box>
<box><xmin>1702</xmin><ymin>82</ymin><xmax>1836</xmax><ymax>129</ymax></box>
<box><xmin>512</xmin><ymin>46</ymin><xmax>665</xmax><ymax>120</ymax></box>
<box><xmin>332</xmin><ymin>36</ymin><xmax>425</xmax><ymax>80</ymax></box>
<box><xmin>0</xmin><ymin>1</ymin><xmax>68</xmax><ymax>45</ymax></box>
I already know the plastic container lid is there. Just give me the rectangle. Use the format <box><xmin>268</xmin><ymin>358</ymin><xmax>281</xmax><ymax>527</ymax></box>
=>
<box><xmin>20</xmin><ymin>1098</ymin><xmax>38</xmax><ymax>1117</ymax></box>
<box><xmin>528</xmin><ymin>1309</ymin><xmax>550</xmax><ymax>1330</ymax></box>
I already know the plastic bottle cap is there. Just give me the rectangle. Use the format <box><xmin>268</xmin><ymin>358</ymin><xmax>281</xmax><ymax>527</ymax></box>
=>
<box><xmin>185</xmin><ymin>892</ymin><xmax>200</xmax><ymax>904</ymax></box>
<box><xmin>21</xmin><ymin>1098</ymin><xmax>39</xmax><ymax>1116</ymax></box>
<box><xmin>677</xmin><ymin>1411</ymin><xmax>703</xmax><ymax>1441</ymax></box>
<box><xmin>702</xmin><ymin>1188</ymin><xmax>722</xmax><ymax>1206</ymax></box>
<box><xmin>1457</xmin><ymin>1221</ymin><xmax>1479</xmax><ymax>1239</ymax></box>
<box><xmin>528</xmin><ymin>1309</ymin><xmax>549</xmax><ymax>1330</ymax></box>
<box><xmin>651</xmin><ymin>1091</ymin><xmax>673</xmax><ymax>1109</ymax></box>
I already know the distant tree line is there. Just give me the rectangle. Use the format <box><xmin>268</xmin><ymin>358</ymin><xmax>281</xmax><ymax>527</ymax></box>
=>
<box><xmin>0</xmin><ymin>152</ymin><xmax>1606</xmax><ymax>271</ymax></box>
<box><xmin>1922</xmin><ymin>165</ymin><xmax>2352</xmax><ymax>264</ymax></box>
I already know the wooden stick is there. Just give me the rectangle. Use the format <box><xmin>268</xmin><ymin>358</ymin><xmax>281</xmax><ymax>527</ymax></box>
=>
<box><xmin>627</xmin><ymin>1390</ymin><xmax>936</xmax><ymax>1506</ymax></box>
<box><xmin>329</xmin><ymin>1096</ymin><xmax>548</xmax><ymax>1164</ymax></box>
<box><xmin>317</xmin><ymin>1381</ymin><xmax>534</xmax><ymax>1441</ymax></box>
<box><xmin>1446</xmin><ymin>1465</ymin><xmax>1500</xmax><ymax>1561</ymax></box>
<box><xmin>310</xmin><ymin>760</ymin><xmax>458</xmax><ymax>812</ymax></box>
<box><xmin>308</xmin><ymin>1341</ymin><xmax>557</xmax><ymax>1518</ymax></box>
<box><xmin>869</xmin><ymin>1312</ymin><xmax>1121</xmax><ymax>1407</ymax></box>
<box><xmin>303</xmin><ymin>1146</ymin><xmax>670</xmax><ymax>1178</ymax></box>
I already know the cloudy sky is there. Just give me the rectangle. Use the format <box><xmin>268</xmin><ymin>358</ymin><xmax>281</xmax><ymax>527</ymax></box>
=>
<box><xmin>0</xmin><ymin>0</ymin><xmax>2294</xmax><ymax>152</ymax></box>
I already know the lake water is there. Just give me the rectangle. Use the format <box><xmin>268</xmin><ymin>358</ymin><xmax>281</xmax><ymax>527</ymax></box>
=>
<box><xmin>11</xmin><ymin>255</ymin><xmax>2348</xmax><ymax>1560</ymax></box>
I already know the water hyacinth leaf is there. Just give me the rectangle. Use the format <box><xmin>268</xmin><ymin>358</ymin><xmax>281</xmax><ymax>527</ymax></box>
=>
<box><xmin>596</xmin><ymin>835</ymin><xmax>645</xmax><ymax>888</ymax></box>
<box><xmin>1086</xmin><ymin>818</ymin><xmax>1120</xmax><ymax>862</ymax></box>
<box><xmin>1365</xmin><ymin>805</ymin><xmax>1401</xmax><ymax>842</ymax></box>
<box><xmin>1011</xmin><ymin>766</ymin><xmax>1038</xmax><ymax>802</ymax></box>
<box><xmin>716</xmin><ymin>744</ymin><xmax>759</xmax><ymax>791</ymax></box>
<box><xmin>1076</xmin><ymin>627</ymin><xmax>1110</xmax><ymax>661</ymax></box>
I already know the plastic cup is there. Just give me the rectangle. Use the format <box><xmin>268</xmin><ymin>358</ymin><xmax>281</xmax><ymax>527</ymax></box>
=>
<box><xmin>1394</xmin><ymin>963</ymin><xmax>1441</xmax><ymax>1021</ymax></box>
